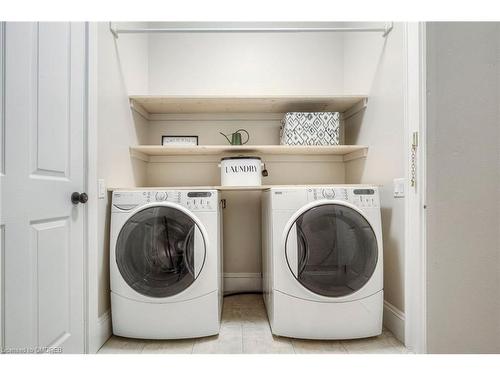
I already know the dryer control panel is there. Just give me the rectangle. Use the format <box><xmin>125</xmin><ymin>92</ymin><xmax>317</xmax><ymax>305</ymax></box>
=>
<box><xmin>348</xmin><ymin>188</ymin><xmax>380</xmax><ymax>209</ymax></box>
<box><xmin>307</xmin><ymin>187</ymin><xmax>380</xmax><ymax>209</ymax></box>
<box><xmin>181</xmin><ymin>191</ymin><xmax>218</xmax><ymax>212</ymax></box>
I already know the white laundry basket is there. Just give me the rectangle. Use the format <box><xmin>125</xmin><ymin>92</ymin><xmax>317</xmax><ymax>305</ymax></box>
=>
<box><xmin>219</xmin><ymin>156</ymin><xmax>264</xmax><ymax>186</ymax></box>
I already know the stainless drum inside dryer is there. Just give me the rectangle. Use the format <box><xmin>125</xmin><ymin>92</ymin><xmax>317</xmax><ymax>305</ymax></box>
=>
<box><xmin>285</xmin><ymin>203</ymin><xmax>378</xmax><ymax>297</ymax></box>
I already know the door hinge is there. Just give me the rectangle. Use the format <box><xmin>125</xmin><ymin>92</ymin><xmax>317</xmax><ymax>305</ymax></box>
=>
<box><xmin>410</xmin><ymin>132</ymin><xmax>418</xmax><ymax>188</ymax></box>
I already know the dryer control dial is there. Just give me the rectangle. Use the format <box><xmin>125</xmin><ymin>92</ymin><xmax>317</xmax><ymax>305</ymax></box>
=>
<box><xmin>155</xmin><ymin>191</ymin><xmax>168</xmax><ymax>201</ymax></box>
<box><xmin>322</xmin><ymin>188</ymin><xmax>336</xmax><ymax>199</ymax></box>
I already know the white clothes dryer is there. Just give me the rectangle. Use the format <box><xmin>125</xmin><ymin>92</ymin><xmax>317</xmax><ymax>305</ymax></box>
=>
<box><xmin>262</xmin><ymin>186</ymin><xmax>383</xmax><ymax>339</ymax></box>
<box><xmin>110</xmin><ymin>189</ymin><xmax>222</xmax><ymax>339</ymax></box>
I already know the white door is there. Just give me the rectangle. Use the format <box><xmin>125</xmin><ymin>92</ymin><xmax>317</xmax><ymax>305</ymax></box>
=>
<box><xmin>0</xmin><ymin>22</ymin><xmax>87</xmax><ymax>354</ymax></box>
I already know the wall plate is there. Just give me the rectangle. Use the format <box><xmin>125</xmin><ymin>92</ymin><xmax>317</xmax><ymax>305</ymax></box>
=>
<box><xmin>98</xmin><ymin>179</ymin><xmax>106</xmax><ymax>199</ymax></box>
<box><xmin>394</xmin><ymin>178</ymin><xmax>405</xmax><ymax>198</ymax></box>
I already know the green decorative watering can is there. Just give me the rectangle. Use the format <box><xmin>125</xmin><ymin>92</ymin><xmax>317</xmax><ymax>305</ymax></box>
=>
<box><xmin>220</xmin><ymin>129</ymin><xmax>250</xmax><ymax>145</ymax></box>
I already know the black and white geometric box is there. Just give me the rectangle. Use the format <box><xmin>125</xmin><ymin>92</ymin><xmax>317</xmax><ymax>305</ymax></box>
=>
<box><xmin>280</xmin><ymin>112</ymin><xmax>340</xmax><ymax>146</ymax></box>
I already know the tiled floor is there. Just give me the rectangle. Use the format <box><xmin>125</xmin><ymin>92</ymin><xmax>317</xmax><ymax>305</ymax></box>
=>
<box><xmin>98</xmin><ymin>294</ymin><xmax>409</xmax><ymax>354</ymax></box>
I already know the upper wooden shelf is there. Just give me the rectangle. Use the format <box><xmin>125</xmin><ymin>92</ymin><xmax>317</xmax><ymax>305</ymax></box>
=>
<box><xmin>130</xmin><ymin>145</ymin><xmax>368</xmax><ymax>162</ymax></box>
<box><xmin>129</xmin><ymin>95</ymin><xmax>368</xmax><ymax>115</ymax></box>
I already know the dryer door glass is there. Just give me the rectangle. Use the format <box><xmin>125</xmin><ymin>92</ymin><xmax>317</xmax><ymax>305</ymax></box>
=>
<box><xmin>285</xmin><ymin>203</ymin><xmax>377</xmax><ymax>297</ymax></box>
<box><xmin>116</xmin><ymin>206</ymin><xmax>206</xmax><ymax>298</ymax></box>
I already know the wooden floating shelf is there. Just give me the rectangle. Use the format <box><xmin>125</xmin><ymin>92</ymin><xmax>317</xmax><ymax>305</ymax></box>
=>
<box><xmin>129</xmin><ymin>95</ymin><xmax>368</xmax><ymax>115</ymax></box>
<box><xmin>130</xmin><ymin>145</ymin><xmax>368</xmax><ymax>161</ymax></box>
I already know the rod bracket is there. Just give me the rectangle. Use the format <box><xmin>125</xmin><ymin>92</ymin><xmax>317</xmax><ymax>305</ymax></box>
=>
<box><xmin>382</xmin><ymin>22</ymin><xmax>394</xmax><ymax>37</ymax></box>
<box><xmin>109</xmin><ymin>22</ymin><xmax>119</xmax><ymax>39</ymax></box>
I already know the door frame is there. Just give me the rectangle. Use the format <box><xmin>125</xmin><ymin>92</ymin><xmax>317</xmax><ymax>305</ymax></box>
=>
<box><xmin>0</xmin><ymin>21</ymin><xmax>5</xmax><ymax>353</ymax></box>
<box><xmin>404</xmin><ymin>22</ymin><xmax>427</xmax><ymax>354</ymax></box>
<box><xmin>85</xmin><ymin>22</ymin><xmax>104</xmax><ymax>354</ymax></box>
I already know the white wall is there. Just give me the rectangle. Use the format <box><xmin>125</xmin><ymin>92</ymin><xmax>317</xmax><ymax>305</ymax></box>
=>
<box><xmin>344</xmin><ymin>23</ymin><xmax>406</xmax><ymax>313</ymax></box>
<box><xmin>114</xmin><ymin>23</ymin><xmax>149</xmax><ymax>94</ymax></box>
<box><xmin>425</xmin><ymin>22</ymin><xmax>500</xmax><ymax>353</ymax></box>
<box><xmin>146</xmin><ymin>22</ymin><xmax>345</xmax><ymax>95</ymax></box>
<box><xmin>96</xmin><ymin>22</ymin><xmax>149</xmax><ymax>320</ymax></box>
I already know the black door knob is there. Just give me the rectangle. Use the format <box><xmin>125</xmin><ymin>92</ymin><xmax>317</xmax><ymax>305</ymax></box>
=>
<box><xmin>71</xmin><ymin>192</ymin><xmax>88</xmax><ymax>204</ymax></box>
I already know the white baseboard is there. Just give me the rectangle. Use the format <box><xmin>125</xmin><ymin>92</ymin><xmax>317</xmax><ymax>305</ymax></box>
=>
<box><xmin>223</xmin><ymin>273</ymin><xmax>262</xmax><ymax>294</ymax></box>
<box><xmin>89</xmin><ymin>310</ymin><xmax>112</xmax><ymax>354</ymax></box>
<box><xmin>383</xmin><ymin>300</ymin><xmax>405</xmax><ymax>343</ymax></box>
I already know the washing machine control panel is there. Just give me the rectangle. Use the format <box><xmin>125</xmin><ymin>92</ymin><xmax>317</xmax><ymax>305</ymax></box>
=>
<box><xmin>142</xmin><ymin>190</ymin><xmax>181</xmax><ymax>204</ymax></box>
<box><xmin>112</xmin><ymin>190</ymin><xmax>181</xmax><ymax>209</ymax></box>
<box><xmin>307</xmin><ymin>187</ymin><xmax>380</xmax><ymax>208</ymax></box>
<box><xmin>112</xmin><ymin>190</ymin><xmax>218</xmax><ymax>212</ymax></box>
<box><xmin>155</xmin><ymin>191</ymin><xmax>168</xmax><ymax>201</ymax></box>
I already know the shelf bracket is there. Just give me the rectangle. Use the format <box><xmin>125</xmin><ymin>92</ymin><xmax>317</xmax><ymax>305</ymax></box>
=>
<box><xmin>342</xmin><ymin>97</ymin><xmax>368</xmax><ymax>121</ymax></box>
<box><xmin>129</xmin><ymin>99</ymin><xmax>151</xmax><ymax>120</ymax></box>
<box><xmin>129</xmin><ymin>147</ymin><xmax>150</xmax><ymax>162</ymax></box>
<box><xmin>382</xmin><ymin>22</ymin><xmax>394</xmax><ymax>37</ymax></box>
<box><xmin>109</xmin><ymin>22</ymin><xmax>119</xmax><ymax>39</ymax></box>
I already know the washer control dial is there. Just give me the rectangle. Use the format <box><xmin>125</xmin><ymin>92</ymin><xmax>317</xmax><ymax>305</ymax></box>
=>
<box><xmin>322</xmin><ymin>188</ymin><xmax>336</xmax><ymax>199</ymax></box>
<box><xmin>155</xmin><ymin>191</ymin><xmax>168</xmax><ymax>201</ymax></box>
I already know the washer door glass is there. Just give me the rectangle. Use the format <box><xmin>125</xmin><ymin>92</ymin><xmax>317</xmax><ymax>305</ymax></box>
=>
<box><xmin>116</xmin><ymin>206</ymin><xmax>206</xmax><ymax>298</ymax></box>
<box><xmin>285</xmin><ymin>203</ymin><xmax>377</xmax><ymax>297</ymax></box>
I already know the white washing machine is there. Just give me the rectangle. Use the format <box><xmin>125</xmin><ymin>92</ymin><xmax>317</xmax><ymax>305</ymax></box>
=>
<box><xmin>262</xmin><ymin>186</ymin><xmax>383</xmax><ymax>340</ymax></box>
<box><xmin>110</xmin><ymin>189</ymin><xmax>223</xmax><ymax>339</ymax></box>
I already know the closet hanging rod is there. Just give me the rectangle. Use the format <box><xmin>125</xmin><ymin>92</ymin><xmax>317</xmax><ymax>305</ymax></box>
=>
<box><xmin>109</xmin><ymin>22</ymin><xmax>394</xmax><ymax>39</ymax></box>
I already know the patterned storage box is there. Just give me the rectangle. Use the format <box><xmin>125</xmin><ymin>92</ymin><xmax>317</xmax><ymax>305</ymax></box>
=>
<box><xmin>280</xmin><ymin>112</ymin><xmax>340</xmax><ymax>146</ymax></box>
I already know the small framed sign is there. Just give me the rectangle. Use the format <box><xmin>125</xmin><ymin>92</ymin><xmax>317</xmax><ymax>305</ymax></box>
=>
<box><xmin>162</xmin><ymin>136</ymin><xmax>199</xmax><ymax>146</ymax></box>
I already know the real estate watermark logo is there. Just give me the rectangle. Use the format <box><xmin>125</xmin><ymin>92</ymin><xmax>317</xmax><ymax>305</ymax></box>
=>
<box><xmin>1</xmin><ymin>346</ymin><xmax>63</xmax><ymax>354</ymax></box>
